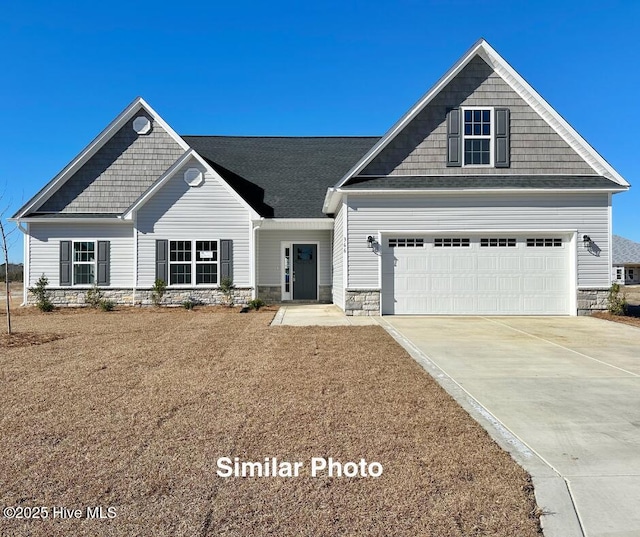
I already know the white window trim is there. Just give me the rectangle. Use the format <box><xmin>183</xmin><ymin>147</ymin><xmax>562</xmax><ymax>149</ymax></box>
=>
<box><xmin>72</xmin><ymin>239</ymin><xmax>97</xmax><ymax>287</ymax></box>
<box><xmin>461</xmin><ymin>106</ymin><xmax>494</xmax><ymax>167</ymax></box>
<box><xmin>168</xmin><ymin>239</ymin><xmax>220</xmax><ymax>287</ymax></box>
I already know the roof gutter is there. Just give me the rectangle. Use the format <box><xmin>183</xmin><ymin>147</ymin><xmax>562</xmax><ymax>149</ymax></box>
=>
<box><xmin>322</xmin><ymin>185</ymin><xmax>628</xmax><ymax>215</ymax></box>
<box><xmin>322</xmin><ymin>187</ymin><xmax>339</xmax><ymax>215</ymax></box>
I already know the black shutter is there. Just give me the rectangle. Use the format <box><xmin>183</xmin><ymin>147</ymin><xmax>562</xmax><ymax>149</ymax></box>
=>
<box><xmin>97</xmin><ymin>241</ymin><xmax>110</xmax><ymax>286</ymax></box>
<box><xmin>156</xmin><ymin>240</ymin><xmax>168</xmax><ymax>283</ymax></box>
<box><xmin>220</xmin><ymin>240</ymin><xmax>233</xmax><ymax>281</ymax></box>
<box><xmin>60</xmin><ymin>241</ymin><xmax>72</xmax><ymax>286</ymax></box>
<box><xmin>495</xmin><ymin>108</ymin><xmax>510</xmax><ymax>168</ymax></box>
<box><xmin>446</xmin><ymin>108</ymin><xmax>462</xmax><ymax>167</ymax></box>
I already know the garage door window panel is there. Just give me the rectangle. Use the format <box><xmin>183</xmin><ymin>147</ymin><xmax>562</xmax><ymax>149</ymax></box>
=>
<box><xmin>481</xmin><ymin>238</ymin><xmax>516</xmax><ymax>247</ymax></box>
<box><xmin>434</xmin><ymin>238</ymin><xmax>470</xmax><ymax>247</ymax></box>
<box><xmin>526</xmin><ymin>238</ymin><xmax>563</xmax><ymax>247</ymax></box>
<box><xmin>389</xmin><ymin>238</ymin><xmax>424</xmax><ymax>248</ymax></box>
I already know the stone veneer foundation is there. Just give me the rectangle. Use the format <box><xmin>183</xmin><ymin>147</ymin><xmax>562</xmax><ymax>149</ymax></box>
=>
<box><xmin>26</xmin><ymin>287</ymin><xmax>608</xmax><ymax>315</ymax></box>
<box><xmin>257</xmin><ymin>285</ymin><xmax>332</xmax><ymax>303</ymax></box>
<box><xmin>344</xmin><ymin>289</ymin><xmax>380</xmax><ymax>316</ymax></box>
<box><xmin>26</xmin><ymin>288</ymin><xmax>253</xmax><ymax>307</ymax></box>
<box><xmin>576</xmin><ymin>288</ymin><xmax>609</xmax><ymax>316</ymax></box>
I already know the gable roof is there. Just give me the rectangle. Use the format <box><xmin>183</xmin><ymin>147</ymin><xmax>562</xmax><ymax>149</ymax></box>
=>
<box><xmin>121</xmin><ymin>149</ymin><xmax>260</xmax><ymax>220</ymax></box>
<box><xmin>334</xmin><ymin>39</ymin><xmax>630</xmax><ymax>189</ymax></box>
<box><xmin>613</xmin><ymin>235</ymin><xmax>640</xmax><ymax>264</ymax></box>
<box><xmin>182</xmin><ymin>136</ymin><xmax>378</xmax><ymax>218</ymax></box>
<box><xmin>12</xmin><ymin>97</ymin><xmax>189</xmax><ymax>219</ymax></box>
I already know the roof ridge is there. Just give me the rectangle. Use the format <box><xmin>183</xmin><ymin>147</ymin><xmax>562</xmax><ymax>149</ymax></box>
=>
<box><xmin>181</xmin><ymin>135</ymin><xmax>381</xmax><ymax>139</ymax></box>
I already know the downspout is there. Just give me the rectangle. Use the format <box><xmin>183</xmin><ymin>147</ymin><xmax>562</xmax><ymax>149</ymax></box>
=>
<box><xmin>252</xmin><ymin>218</ymin><xmax>263</xmax><ymax>299</ymax></box>
<box><xmin>132</xmin><ymin>214</ymin><xmax>137</xmax><ymax>306</ymax></box>
<box><xmin>17</xmin><ymin>220</ymin><xmax>28</xmax><ymax>306</ymax></box>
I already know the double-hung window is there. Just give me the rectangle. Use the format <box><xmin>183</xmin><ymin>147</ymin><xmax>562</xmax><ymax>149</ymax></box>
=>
<box><xmin>169</xmin><ymin>241</ymin><xmax>192</xmax><ymax>284</ymax></box>
<box><xmin>463</xmin><ymin>108</ymin><xmax>492</xmax><ymax>165</ymax></box>
<box><xmin>73</xmin><ymin>241</ymin><xmax>95</xmax><ymax>285</ymax></box>
<box><xmin>447</xmin><ymin>107</ymin><xmax>509</xmax><ymax>168</ymax></box>
<box><xmin>169</xmin><ymin>240</ymin><xmax>218</xmax><ymax>285</ymax></box>
<box><xmin>195</xmin><ymin>241</ymin><xmax>218</xmax><ymax>284</ymax></box>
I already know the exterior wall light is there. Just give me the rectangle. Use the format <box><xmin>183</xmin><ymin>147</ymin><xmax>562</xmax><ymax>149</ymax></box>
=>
<box><xmin>367</xmin><ymin>236</ymin><xmax>375</xmax><ymax>248</ymax></box>
<box><xmin>583</xmin><ymin>234</ymin><xmax>592</xmax><ymax>245</ymax></box>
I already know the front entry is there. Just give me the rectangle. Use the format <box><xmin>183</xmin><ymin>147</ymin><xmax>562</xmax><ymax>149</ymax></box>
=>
<box><xmin>292</xmin><ymin>244</ymin><xmax>318</xmax><ymax>300</ymax></box>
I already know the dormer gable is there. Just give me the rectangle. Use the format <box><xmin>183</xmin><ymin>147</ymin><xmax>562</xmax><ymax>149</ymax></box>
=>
<box><xmin>336</xmin><ymin>39</ymin><xmax>629</xmax><ymax>189</ymax></box>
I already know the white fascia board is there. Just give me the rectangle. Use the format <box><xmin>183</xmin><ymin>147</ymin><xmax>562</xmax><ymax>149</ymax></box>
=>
<box><xmin>333</xmin><ymin>39</ymin><xmax>487</xmax><ymax>189</ymax></box>
<box><xmin>9</xmin><ymin>217</ymin><xmax>132</xmax><ymax>224</ymax></box>
<box><xmin>323</xmin><ymin>188</ymin><xmax>338</xmax><ymax>214</ymax></box>
<box><xmin>478</xmin><ymin>42</ymin><xmax>629</xmax><ymax>187</ymax></box>
<box><xmin>323</xmin><ymin>186</ymin><xmax>625</xmax><ymax>214</ymax></box>
<box><xmin>334</xmin><ymin>39</ymin><xmax>630</xmax><ymax>189</ymax></box>
<box><xmin>122</xmin><ymin>149</ymin><xmax>260</xmax><ymax>220</ymax></box>
<box><xmin>137</xmin><ymin>97</ymin><xmax>190</xmax><ymax>152</ymax></box>
<box><xmin>259</xmin><ymin>218</ymin><xmax>334</xmax><ymax>230</ymax></box>
<box><xmin>122</xmin><ymin>150</ymin><xmax>195</xmax><ymax>219</ymax></box>
<box><xmin>13</xmin><ymin>97</ymin><xmax>190</xmax><ymax>219</ymax></box>
<box><xmin>193</xmin><ymin>151</ymin><xmax>261</xmax><ymax>220</ymax></box>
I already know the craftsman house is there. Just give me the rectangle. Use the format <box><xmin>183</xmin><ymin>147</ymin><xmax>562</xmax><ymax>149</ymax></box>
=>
<box><xmin>12</xmin><ymin>39</ymin><xmax>629</xmax><ymax>315</ymax></box>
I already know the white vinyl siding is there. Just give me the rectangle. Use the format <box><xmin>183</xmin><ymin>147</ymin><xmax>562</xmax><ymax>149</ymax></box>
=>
<box><xmin>346</xmin><ymin>193</ymin><xmax>610</xmax><ymax>290</ymax></box>
<box><xmin>257</xmin><ymin>230</ymin><xmax>331</xmax><ymax>286</ymax></box>
<box><xmin>28</xmin><ymin>223</ymin><xmax>133</xmax><ymax>287</ymax></box>
<box><xmin>332</xmin><ymin>202</ymin><xmax>345</xmax><ymax>309</ymax></box>
<box><xmin>136</xmin><ymin>158</ymin><xmax>251</xmax><ymax>287</ymax></box>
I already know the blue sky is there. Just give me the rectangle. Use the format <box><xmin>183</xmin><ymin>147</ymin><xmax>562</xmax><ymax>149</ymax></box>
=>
<box><xmin>1</xmin><ymin>0</ymin><xmax>638</xmax><ymax>262</ymax></box>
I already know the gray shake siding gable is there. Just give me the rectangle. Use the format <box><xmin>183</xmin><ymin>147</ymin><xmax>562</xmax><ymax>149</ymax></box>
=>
<box><xmin>37</xmin><ymin>112</ymin><xmax>184</xmax><ymax>214</ymax></box>
<box><xmin>361</xmin><ymin>56</ymin><xmax>594</xmax><ymax>177</ymax></box>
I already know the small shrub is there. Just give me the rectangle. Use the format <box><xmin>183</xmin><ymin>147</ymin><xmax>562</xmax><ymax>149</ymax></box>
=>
<box><xmin>29</xmin><ymin>274</ymin><xmax>54</xmax><ymax>312</ymax></box>
<box><xmin>248</xmin><ymin>298</ymin><xmax>266</xmax><ymax>311</ymax></box>
<box><xmin>152</xmin><ymin>279</ymin><xmax>167</xmax><ymax>306</ymax></box>
<box><xmin>182</xmin><ymin>298</ymin><xmax>195</xmax><ymax>310</ymax></box>
<box><xmin>219</xmin><ymin>277</ymin><xmax>234</xmax><ymax>307</ymax></box>
<box><xmin>99</xmin><ymin>299</ymin><xmax>115</xmax><ymax>312</ymax></box>
<box><xmin>607</xmin><ymin>283</ymin><xmax>628</xmax><ymax>316</ymax></box>
<box><xmin>86</xmin><ymin>285</ymin><xmax>103</xmax><ymax>308</ymax></box>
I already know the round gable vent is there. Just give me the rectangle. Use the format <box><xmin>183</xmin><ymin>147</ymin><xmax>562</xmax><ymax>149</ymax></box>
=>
<box><xmin>133</xmin><ymin>116</ymin><xmax>152</xmax><ymax>135</ymax></box>
<box><xmin>184</xmin><ymin>167</ymin><xmax>204</xmax><ymax>187</ymax></box>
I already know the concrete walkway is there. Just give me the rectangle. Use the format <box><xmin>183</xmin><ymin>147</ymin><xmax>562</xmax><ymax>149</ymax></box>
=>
<box><xmin>380</xmin><ymin>316</ymin><xmax>640</xmax><ymax>537</ymax></box>
<box><xmin>271</xmin><ymin>304</ymin><xmax>379</xmax><ymax>326</ymax></box>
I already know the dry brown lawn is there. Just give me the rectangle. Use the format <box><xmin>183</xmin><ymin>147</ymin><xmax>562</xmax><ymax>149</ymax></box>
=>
<box><xmin>592</xmin><ymin>285</ymin><xmax>640</xmax><ymax>328</ymax></box>
<box><xmin>1</xmin><ymin>307</ymin><xmax>541</xmax><ymax>536</ymax></box>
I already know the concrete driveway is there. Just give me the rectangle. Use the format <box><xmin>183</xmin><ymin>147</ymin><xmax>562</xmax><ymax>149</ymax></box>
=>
<box><xmin>380</xmin><ymin>316</ymin><xmax>640</xmax><ymax>537</ymax></box>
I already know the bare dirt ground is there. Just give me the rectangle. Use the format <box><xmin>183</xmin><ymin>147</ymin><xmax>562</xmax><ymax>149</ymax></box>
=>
<box><xmin>0</xmin><ymin>307</ymin><xmax>540</xmax><ymax>536</ymax></box>
<box><xmin>593</xmin><ymin>285</ymin><xmax>640</xmax><ymax>328</ymax></box>
<box><xmin>622</xmin><ymin>285</ymin><xmax>640</xmax><ymax>306</ymax></box>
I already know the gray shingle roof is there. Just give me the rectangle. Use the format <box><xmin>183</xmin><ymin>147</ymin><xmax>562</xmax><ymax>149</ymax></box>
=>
<box><xmin>23</xmin><ymin>132</ymin><xmax>624</xmax><ymax>220</ymax></box>
<box><xmin>342</xmin><ymin>175</ymin><xmax>621</xmax><ymax>189</ymax></box>
<box><xmin>182</xmin><ymin>136</ymin><xmax>379</xmax><ymax>218</ymax></box>
<box><xmin>613</xmin><ymin>235</ymin><xmax>640</xmax><ymax>264</ymax></box>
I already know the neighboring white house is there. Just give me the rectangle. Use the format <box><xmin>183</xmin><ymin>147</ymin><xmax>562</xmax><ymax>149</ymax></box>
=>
<box><xmin>612</xmin><ymin>235</ymin><xmax>640</xmax><ymax>285</ymax></box>
<box><xmin>11</xmin><ymin>39</ymin><xmax>630</xmax><ymax>315</ymax></box>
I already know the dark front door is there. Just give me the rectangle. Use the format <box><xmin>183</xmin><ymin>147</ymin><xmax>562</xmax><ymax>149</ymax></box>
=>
<box><xmin>292</xmin><ymin>244</ymin><xmax>317</xmax><ymax>300</ymax></box>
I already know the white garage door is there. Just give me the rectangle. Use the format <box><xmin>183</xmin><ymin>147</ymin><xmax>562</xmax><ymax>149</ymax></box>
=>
<box><xmin>381</xmin><ymin>236</ymin><xmax>571</xmax><ymax>315</ymax></box>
